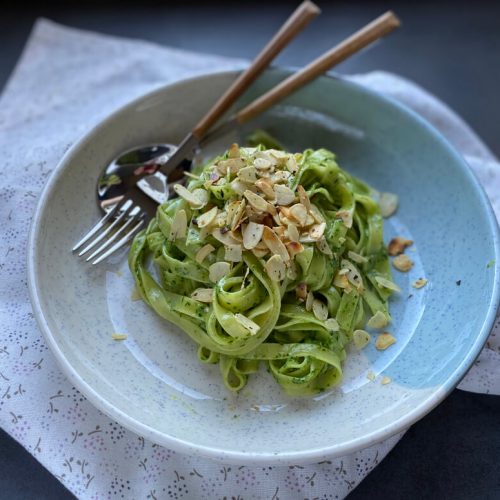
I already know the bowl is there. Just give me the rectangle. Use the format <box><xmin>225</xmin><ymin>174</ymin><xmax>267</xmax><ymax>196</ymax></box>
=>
<box><xmin>27</xmin><ymin>69</ymin><xmax>500</xmax><ymax>464</ymax></box>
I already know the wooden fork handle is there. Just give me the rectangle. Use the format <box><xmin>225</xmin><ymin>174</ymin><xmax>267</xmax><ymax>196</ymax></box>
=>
<box><xmin>235</xmin><ymin>11</ymin><xmax>401</xmax><ymax>125</ymax></box>
<box><xmin>191</xmin><ymin>0</ymin><xmax>320</xmax><ymax>140</ymax></box>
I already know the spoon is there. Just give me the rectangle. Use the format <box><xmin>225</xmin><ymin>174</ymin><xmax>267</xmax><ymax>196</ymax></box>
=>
<box><xmin>97</xmin><ymin>10</ymin><xmax>400</xmax><ymax>218</ymax></box>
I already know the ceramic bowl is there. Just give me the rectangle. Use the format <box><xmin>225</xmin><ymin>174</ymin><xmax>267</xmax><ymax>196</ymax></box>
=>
<box><xmin>27</xmin><ymin>69</ymin><xmax>500</xmax><ymax>464</ymax></box>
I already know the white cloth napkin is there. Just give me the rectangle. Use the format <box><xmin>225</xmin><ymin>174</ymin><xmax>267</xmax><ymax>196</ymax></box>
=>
<box><xmin>0</xmin><ymin>18</ymin><xmax>499</xmax><ymax>500</ymax></box>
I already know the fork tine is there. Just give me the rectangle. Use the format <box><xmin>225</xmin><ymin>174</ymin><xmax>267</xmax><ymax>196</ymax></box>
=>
<box><xmin>72</xmin><ymin>201</ymin><xmax>122</xmax><ymax>252</ymax></box>
<box><xmin>78</xmin><ymin>199</ymin><xmax>134</xmax><ymax>257</ymax></box>
<box><xmin>91</xmin><ymin>219</ymin><xmax>145</xmax><ymax>265</ymax></box>
<box><xmin>85</xmin><ymin>209</ymin><xmax>142</xmax><ymax>262</ymax></box>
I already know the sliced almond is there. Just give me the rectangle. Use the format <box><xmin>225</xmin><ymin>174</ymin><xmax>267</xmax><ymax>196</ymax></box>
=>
<box><xmin>381</xmin><ymin>376</ymin><xmax>392</xmax><ymax>385</ymax></box>
<box><xmin>388</xmin><ymin>236</ymin><xmax>413</xmax><ymax>256</ymax></box>
<box><xmin>297</xmin><ymin>185</ymin><xmax>311</xmax><ymax>212</ymax></box>
<box><xmin>296</xmin><ymin>282</ymin><xmax>308</xmax><ymax>301</ymax></box>
<box><xmin>230</xmin><ymin>178</ymin><xmax>250</xmax><ymax>195</ymax></box>
<box><xmin>392</xmin><ymin>254</ymin><xmax>413</xmax><ymax>272</ymax></box>
<box><xmin>274</xmin><ymin>184</ymin><xmax>296</xmax><ymax>206</ymax></box>
<box><xmin>195</xmin><ymin>244</ymin><xmax>215</xmax><ymax>264</ymax></box>
<box><xmin>316</xmin><ymin>238</ymin><xmax>333</xmax><ymax>257</ymax></box>
<box><xmin>169</xmin><ymin>209</ymin><xmax>187</xmax><ymax>240</ymax></box>
<box><xmin>271</xmin><ymin>170</ymin><xmax>291</xmax><ymax>183</ymax></box>
<box><xmin>209</xmin><ymin>262</ymin><xmax>231</xmax><ymax>283</ymax></box>
<box><xmin>214</xmin><ymin>211</ymin><xmax>227</xmax><ymax>228</ymax></box>
<box><xmin>309</xmin><ymin>204</ymin><xmax>325</xmax><ymax>224</ymax></box>
<box><xmin>341</xmin><ymin>259</ymin><xmax>364</xmax><ymax>291</ymax></box>
<box><xmin>289</xmin><ymin>203</ymin><xmax>308</xmax><ymax>226</ymax></box>
<box><xmin>348</xmin><ymin>250</ymin><xmax>368</xmax><ymax>264</ymax></box>
<box><xmin>212</xmin><ymin>228</ymin><xmax>240</xmax><ymax>246</ymax></box>
<box><xmin>333</xmin><ymin>272</ymin><xmax>350</xmax><ymax>289</ymax></box>
<box><xmin>254</xmin><ymin>157</ymin><xmax>272</xmax><ymax>170</ymax></box>
<box><xmin>312</xmin><ymin>299</ymin><xmax>328</xmax><ymax>321</ymax></box>
<box><xmin>412</xmin><ymin>278</ymin><xmax>428</xmax><ymax>289</ymax></box>
<box><xmin>375</xmin><ymin>276</ymin><xmax>401</xmax><ymax>293</ymax></box>
<box><xmin>309</xmin><ymin>222</ymin><xmax>326</xmax><ymax>241</ymax></box>
<box><xmin>234</xmin><ymin>313</ymin><xmax>260</xmax><ymax>335</ymax></box>
<box><xmin>325</xmin><ymin>318</ymin><xmax>339</xmax><ymax>332</ymax></box>
<box><xmin>262</xmin><ymin>226</ymin><xmax>290</xmax><ymax>262</ymax></box>
<box><xmin>112</xmin><ymin>333</ymin><xmax>128</xmax><ymax>341</ymax></box>
<box><xmin>244</xmin><ymin>190</ymin><xmax>268</xmax><ymax>212</ymax></box>
<box><xmin>286</xmin><ymin>155</ymin><xmax>299</xmax><ymax>173</ymax></box>
<box><xmin>273</xmin><ymin>225</ymin><xmax>286</xmax><ymax>238</ymax></box>
<box><xmin>305</xmin><ymin>290</ymin><xmax>314</xmax><ymax>311</ymax></box>
<box><xmin>237</xmin><ymin>165</ymin><xmax>257</xmax><ymax>183</ymax></box>
<box><xmin>191</xmin><ymin>288</ymin><xmax>214</xmax><ymax>303</ymax></box>
<box><xmin>242</xmin><ymin>222</ymin><xmax>265</xmax><ymax>250</ymax></box>
<box><xmin>336</xmin><ymin>209</ymin><xmax>353</xmax><ymax>228</ymax></box>
<box><xmin>375</xmin><ymin>332</ymin><xmax>396</xmax><ymax>350</ymax></box>
<box><xmin>286</xmin><ymin>241</ymin><xmax>304</xmax><ymax>259</ymax></box>
<box><xmin>225</xmin><ymin>244</ymin><xmax>242</xmax><ymax>263</ymax></box>
<box><xmin>225</xmin><ymin>200</ymin><xmax>241</xmax><ymax>230</ymax></box>
<box><xmin>196</xmin><ymin>206</ymin><xmax>218</xmax><ymax>228</ymax></box>
<box><xmin>228</xmin><ymin>143</ymin><xmax>240</xmax><ymax>158</ymax></box>
<box><xmin>230</xmin><ymin>199</ymin><xmax>246</xmax><ymax>232</ymax></box>
<box><xmin>287</xmin><ymin>222</ymin><xmax>300</xmax><ymax>242</ymax></box>
<box><xmin>379</xmin><ymin>192</ymin><xmax>398</xmax><ymax>218</ymax></box>
<box><xmin>353</xmin><ymin>329</ymin><xmax>371</xmax><ymax>349</ymax></box>
<box><xmin>367</xmin><ymin>310</ymin><xmax>389</xmax><ymax>329</ymax></box>
<box><xmin>217</xmin><ymin>157</ymin><xmax>245</xmax><ymax>174</ymax></box>
<box><xmin>367</xmin><ymin>371</ymin><xmax>376</xmax><ymax>382</ymax></box>
<box><xmin>255</xmin><ymin>178</ymin><xmax>276</xmax><ymax>200</ymax></box>
<box><xmin>252</xmin><ymin>247</ymin><xmax>269</xmax><ymax>258</ymax></box>
<box><xmin>264</xmin><ymin>254</ymin><xmax>286</xmax><ymax>282</ymax></box>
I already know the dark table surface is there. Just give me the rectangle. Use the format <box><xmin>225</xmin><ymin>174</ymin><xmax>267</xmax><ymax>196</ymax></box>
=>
<box><xmin>1</xmin><ymin>1</ymin><xmax>500</xmax><ymax>499</ymax></box>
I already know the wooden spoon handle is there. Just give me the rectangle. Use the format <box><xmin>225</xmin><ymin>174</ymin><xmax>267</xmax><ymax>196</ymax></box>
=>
<box><xmin>235</xmin><ymin>11</ymin><xmax>401</xmax><ymax>125</ymax></box>
<box><xmin>191</xmin><ymin>0</ymin><xmax>320</xmax><ymax>140</ymax></box>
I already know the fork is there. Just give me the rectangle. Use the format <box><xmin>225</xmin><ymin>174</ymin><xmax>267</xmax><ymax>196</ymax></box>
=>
<box><xmin>74</xmin><ymin>10</ymin><xmax>400</xmax><ymax>265</ymax></box>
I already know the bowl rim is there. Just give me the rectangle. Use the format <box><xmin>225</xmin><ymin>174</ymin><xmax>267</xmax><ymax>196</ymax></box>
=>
<box><xmin>27</xmin><ymin>68</ymin><xmax>500</xmax><ymax>464</ymax></box>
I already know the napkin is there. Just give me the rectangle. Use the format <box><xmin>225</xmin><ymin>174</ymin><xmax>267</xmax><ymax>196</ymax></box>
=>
<box><xmin>0</xmin><ymin>18</ymin><xmax>498</xmax><ymax>500</ymax></box>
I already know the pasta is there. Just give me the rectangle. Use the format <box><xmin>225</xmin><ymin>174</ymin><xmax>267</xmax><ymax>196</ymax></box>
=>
<box><xmin>129</xmin><ymin>144</ymin><xmax>396</xmax><ymax>396</ymax></box>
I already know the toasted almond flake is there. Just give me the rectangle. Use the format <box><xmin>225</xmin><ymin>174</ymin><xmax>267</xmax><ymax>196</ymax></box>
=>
<box><xmin>173</xmin><ymin>184</ymin><xmax>207</xmax><ymax>208</ymax></box>
<box><xmin>242</xmin><ymin>222</ymin><xmax>265</xmax><ymax>249</ymax></box>
<box><xmin>336</xmin><ymin>209</ymin><xmax>353</xmax><ymax>228</ymax></box>
<box><xmin>218</xmin><ymin>157</ymin><xmax>245</xmax><ymax>174</ymax></box>
<box><xmin>209</xmin><ymin>261</ymin><xmax>231</xmax><ymax>282</ymax></box>
<box><xmin>375</xmin><ymin>332</ymin><xmax>397</xmax><ymax>350</ymax></box>
<box><xmin>269</xmin><ymin>149</ymin><xmax>288</xmax><ymax>160</ymax></box>
<box><xmin>312</xmin><ymin>299</ymin><xmax>328</xmax><ymax>321</ymax></box>
<box><xmin>286</xmin><ymin>241</ymin><xmax>304</xmax><ymax>259</ymax></box>
<box><xmin>309</xmin><ymin>204</ymin><xmax>325</xmax><ymax>223</ymax></box>
<box><xmin>305</xmin><ymin>291</ymin><xmax>314</xmax><ymax>311</ymax></box>
<box><xmin>252</xmin><ymin>247</ymin><xmax>269</xmax><ymax>258</ymax></box>
<box><xmin>191</xmin><ymin>288</ymin><xmax>214</xmax><ymax>303</ymax></box>
<box><xmin>169</xmin><ymin>209</ymin><xmax>187</xmax><ymax>240</ymax></box>
<box><xmin>379</xmin><ymin>192</ymin><xmax>399</xmax><ymax>218</ymax></box>
<box><xmin>392</xmin><ymin>254</ymin><xmax>414</xmax><ymax>272</ymax></box>
<box><xmin>412</xmin><ymin>278</ymin><xmax>428</xmax><ymax>289</ymax></box>
<box><xmin>348</xmin><ymin>250</ymin><xmax>368</xmax><ymax>264</ymax></box>
<box><xmin>271</xmin><ymin>170</ymin><xmax>291</xmax><ymax>183</ymax></box>
<box><xmin>244</xmin><ymin>190</ymin><xmax>268</xmax><ymax>212</ymax></box>
<box><xmin>264</xmin><ymin>254</ymin><xmax>286</xmax><ymax>282</ymax></box>
<box><xmin>273</xmin><ymin>225</ymin><xmax>286</xmax><ymax>238</ymax></box>
<box><xmin>289</xmin><ymin>203</ymin><xmax>308</xmax><ymax>226</ymax></box>
<box><xmin>255</xmin><ymin>178</ymin><xmax>276</xmax><ymax>200</ymax></box>
<box><xmin>195</xmin><ymin>244</ymin><xmax>215</xmax><ymax>264</ymax></box>
<box><xmin>254</xmin><ymin>157</ymin><xmax>272</xmax><ymax>170</ymax></box>
<box><xmin>214</xmin><ymin>211</ymin><xmax>227</xmax><ymax>228</ymax></box>
<box><xmin>388</xmin><ymin>236</ymin><xmax>413</xmax><ymax>256</ymax></box>
<box><xmin>341</xmin><ymin>259</ymin><xmax>364</xmax><ymax>290</ymax></box>
<box><xmin>325</xmin><ymin>318</ymin><xmax>340</xmax><ymax>332</ymax></box>
<box><xmin>334</xmin><ymin>272</ymin><xmax>350</xmax><ymax>289</ymax></box>
<box><xmin>375</xmin><ymin>276</ymin><xmax>401</xmax><ymax>293</ymax></box>
<box><xmin>367</xmin><ymin>310</ymin><xmax>389</xmax><ymax>329</ymax></box>
<box><xmin>225</xmin><ymin>244</ymin><xmax>242</xmax><ymax>262</ymax></box>
<box><xmin>367</xmin><ymin>371</ymin><xmax>376</xmax><ymax>382</ymax></box>
<box><xmin>231</xmin><ymin>199</ymin><xmax>246</xmax><ymax>231</ymax></box>
<box><xmin>286</xmin><ymin>155</ymin><xmax>299</xmax><ymax>173</ymax></box>
<box><xmin>262</xmin><ymin>226</ymin><xmax>290</xmax><ymax>262</ymax></box>
<box><xmin>297</xmin><ymin>185</ymin><xmax>311</xmax><ymax>212</ymax></box>
<box><xmin>338</xmin><ymin>268</ymin><xmax>349</xmax><ymax>275</ymax></box>
<box><xmin>353</xmin><ymin>329</ymin><xmax>371</xmax><ymax>349</ymax></box>
<box><xmin>212</xmin><ymin>228</ymin><xmax>240</xmax><ymax>246</ymax></box>
<box><xmin>316</xmin><ymin>237</ymin><xmax>333</xmax><ymax>256</ymax></box>
<box><xmin>296</xmin><ymin>283</ymin><xmax>308</xmax><ymax>301</ymax></box>
<box><xmin>286</xmin><ymin>262</ymin><xmax>298</xmax><ymax>280</ymax></box>
<box><xmin>112</xmin><ymin>333</ymin><xmax>128</xmax><ymax>340</ymax></box>
<box><xmin>196</xmin><ymin>206</ymin><xmax>218</xmax><ymax>228</ymax></box>
<box><xmin>228</xmin><ymin>143</ymin><xmax>240</xmax><ymax>158</ymax></box>
<box><xmin>274</xmin><ymin>184</ymin><xmax>296</xmax><ymax>206</ymax></box>
<box><xmin>309</xmin><ymin>222</ymin><xmax>326</xmax><ymax>240</ymax></box>
<box><xmin>287</xmin><ymin>222</ymin><xmax>300</xmax><ymax>242</ymax></box>
<box><xmin>234</xmin><ymin>313</ymin><xmax>260</xmax><ymax>335</ymax></box>
<box><xmin>237</xmin><ymin>165</ymin><xmax>257</xmax><ymax>183</ymax></box>
<box><xmin>381</xmin><ymin>376</ymin><xmax>392</xmax><ymax>385</ymax></box>
<box><xmin>230</xmin><ymin>178</ymin><xmax>250</xmax><ymax>195</ymax></box>
<box><xmin>225</xmin><ymin>200</ymin><xmax>241</xmax><ymax>230</ymax></box>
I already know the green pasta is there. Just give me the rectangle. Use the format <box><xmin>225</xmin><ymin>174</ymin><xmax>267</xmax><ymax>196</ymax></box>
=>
<box><xmin>129</xmin><ymin>143</ymin><xmax>397</xmax><ymax>396</ymax></box>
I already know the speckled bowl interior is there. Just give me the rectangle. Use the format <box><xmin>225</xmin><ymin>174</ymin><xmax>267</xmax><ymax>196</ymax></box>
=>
<box><xmin>28</xmin><ymin>69</ymin><xmax>500</xmax><ymax>464</ymax></box>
